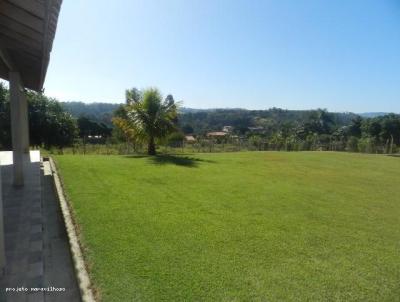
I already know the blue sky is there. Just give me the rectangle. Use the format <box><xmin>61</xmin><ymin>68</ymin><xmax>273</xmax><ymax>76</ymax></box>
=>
<box><xmin>44</xmin><ymin>0</ymin><xmax>400</xmax><ymax>112</ymax></box>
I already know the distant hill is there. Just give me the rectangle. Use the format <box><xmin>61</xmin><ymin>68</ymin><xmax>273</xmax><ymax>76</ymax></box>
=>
<box><xmin>179</xmin><ymin>107</ymin><xmax>245</xmax><ymax>113</ymax></box>
<box><xmin>61</xmin><ymin>102</ymin><xmax>122</xmax><ymax>127</ymax></box>
<box><xmin>178</xmin><ymin>108</ymin><xmax>359</xmax><ymax>134</ymax></box>
<box><xmin>359</xmin><ymin>112</ymin><xmax>391</xmax><ymax>118</ymax></box>
<box><xmin>61</xmin><ymin>102</ymin><xmax>393</xmax><ymax>134</ymax></box>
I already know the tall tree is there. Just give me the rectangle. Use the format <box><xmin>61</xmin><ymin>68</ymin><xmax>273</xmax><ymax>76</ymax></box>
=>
<box><xmin>125</xmin><ymin>88</ymin><xmax>142</xmax><ymax>105</ymax></box>
<box><xmin>348</xmin><ymin>116</ymin><xmax>363</xmax><ymax>138</ymax></box>
<box><xmin>114</xmin><ymin>88</ymin><xmax>179</xmax><ymax>155</ymax></box>
<box><xmin>27</xmin><ymin>91</ymin><xmax>78</xmax><ymax>149</ymax></box>
<box><xmin>0</xmin><ymin>85</ymin><xmax>77</xmax><ymax>150</ymax></box>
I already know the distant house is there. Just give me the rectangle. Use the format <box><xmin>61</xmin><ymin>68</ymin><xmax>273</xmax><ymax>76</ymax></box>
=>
<box><xmin>207</xmin><ymin>131</ymin><xmax>228</xmax><ymax>137</ymax></box>
<box><xmin>185</xmin><ymin>135</ymin><xmax>196</xmax><ymax>143</ymax></box>
<box><xmin>222</xmin><ymin>126</ymin><xmax>233</xmax><ymax>133</ymax></box>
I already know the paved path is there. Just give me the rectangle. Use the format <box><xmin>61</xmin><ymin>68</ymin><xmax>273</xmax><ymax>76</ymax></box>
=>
<box><xmin>0</xmin><ymin>152</ymin><xmax>81</xmax><ymax>302</ymax></box>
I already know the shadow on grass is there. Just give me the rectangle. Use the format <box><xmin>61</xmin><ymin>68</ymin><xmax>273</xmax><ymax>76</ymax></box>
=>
<box><xmin>148</xmin><ymin>155</ymin><xmax>215</xmax><ymax>167</ymax></box>
<box><xmin>123</xmin><ymin>155</ymin><xmax>149</xmax><ymax>159</ymax></box>
<box><xmin>123</xmin><ymin>153</ymin><xmax>215</xmax><ymax>167</ymax></box>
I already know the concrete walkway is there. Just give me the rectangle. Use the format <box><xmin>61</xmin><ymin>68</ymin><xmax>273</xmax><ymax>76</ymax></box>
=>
<box><xmin>0</xmin><ymin>152</ymin><xmax>81</xmax><ymax>302</ymax></box>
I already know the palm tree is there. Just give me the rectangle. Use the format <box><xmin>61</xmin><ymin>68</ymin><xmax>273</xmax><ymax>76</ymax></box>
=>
<box><xmin>124</xmin><ymin>88</ymin><xmax>178</xmax><ymax>155</ymax></box>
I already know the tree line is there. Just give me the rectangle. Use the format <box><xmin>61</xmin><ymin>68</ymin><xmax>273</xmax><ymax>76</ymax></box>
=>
<box><xmin>0</xmin><ymin>83</ymin><xmax>77</xmax><ymax>149</ymax></box>
<box><xmin>179</xmin><ymin>109</ymin><xmax>400</xmax><ymax>153</ymax></box>
<box><xmin>111</xmin><ymin>88</ymin><xmax>400</xmax><ymax>155</ymax></box>
<box><xmin>1</xmin><ymin>82</ymin><xmax>399</xmax><ymax>154</ymax></box>
<box><xmin>0</xmin><ymin>83</ymin><xmax>111</xmax><ymax>150</ymax></box>
<box><xmin>238</xmin><ymin>113</ymin><xmax>400</xmax><ymax>153</ymax></box>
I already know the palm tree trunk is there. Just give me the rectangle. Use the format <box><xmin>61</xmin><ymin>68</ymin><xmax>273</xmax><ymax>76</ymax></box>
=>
<box><xmin>148</xmin><ymin>136</ymin><xmax>156</xmax><ymax>155</ymax></box>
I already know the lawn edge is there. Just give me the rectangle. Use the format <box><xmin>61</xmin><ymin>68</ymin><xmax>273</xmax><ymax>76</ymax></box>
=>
<box><xmin>49</xmin><ymin>157</ymin><xmax>97</xmax><ymax>302</ymax></box>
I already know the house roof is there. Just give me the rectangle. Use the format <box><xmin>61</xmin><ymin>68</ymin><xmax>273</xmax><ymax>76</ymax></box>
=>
<box><xmin>185</xmin><ymin>135</ymin><xmax>196</xmax><ymax>141</ymax></box>
<box><xmin>0</xmin><ymin>0</ymin><xmax>63</xmax><ymax>91</ymax></box>
<box><xmin>207</xmin><ymin>132</ymin><xmax>227</xmax><ymax>137</ymax></box>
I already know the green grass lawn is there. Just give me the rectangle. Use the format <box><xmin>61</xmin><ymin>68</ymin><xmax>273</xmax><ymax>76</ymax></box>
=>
<box><xmin>55</xmin><ymin>152</ymin><xmax>400</xmax><ymax>301</ymax></box>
